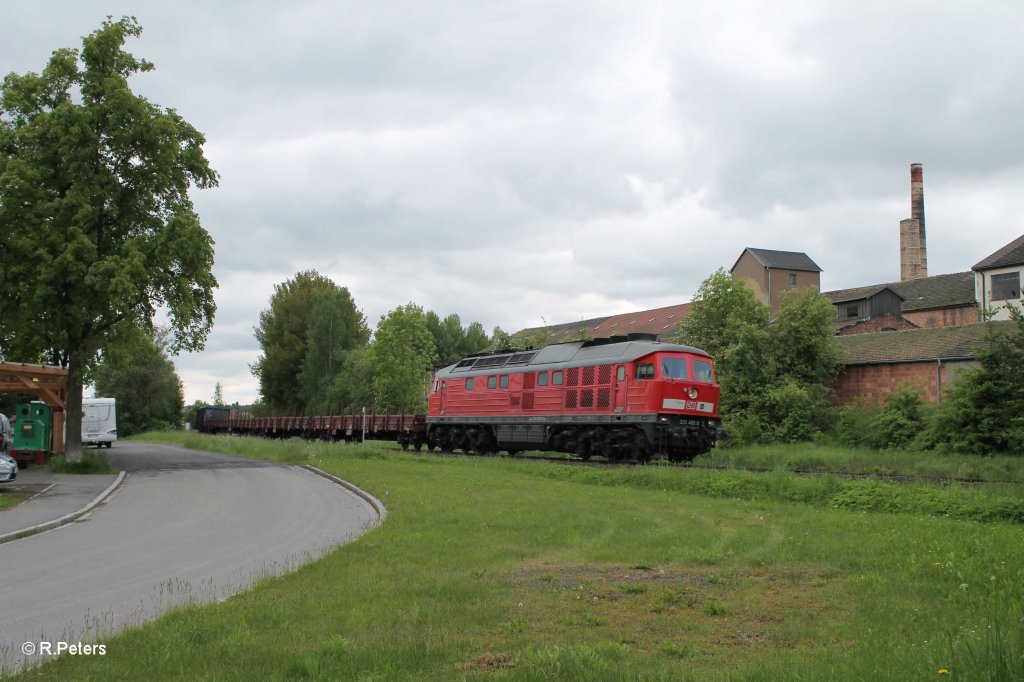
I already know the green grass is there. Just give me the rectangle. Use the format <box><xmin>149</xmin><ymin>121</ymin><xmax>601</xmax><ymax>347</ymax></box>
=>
<box><xmin>697</xmin><ymin>442</ymin><xmax>1024</xmax><ymax>483</ymax></box>
<box><xmin>48</xmin><ymin>451</ymin><xmax>115</xmax><ymax>474</ymax></box>
<box><xmin>14</xmin><ymin>432</ymin><xmax>1024</xmax><ymax>681</ymax></box>
<box><xmin>0</xmin><ymin>491</ymin><xmax>28</xmax><ymax>511</ymax></box>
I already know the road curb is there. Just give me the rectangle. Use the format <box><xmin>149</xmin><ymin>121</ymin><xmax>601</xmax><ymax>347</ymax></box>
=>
<box><xmin>297</xmin><ymin>465</ymin><xmax>387</xmax><ymax>524</ymax></box>
<box><xmin>0</xmin><ymin>471</ymin><xmax>127</xmax><ymax>545</ymax></box>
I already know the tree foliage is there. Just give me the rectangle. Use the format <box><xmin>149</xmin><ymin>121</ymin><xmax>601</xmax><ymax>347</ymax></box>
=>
<box><xmin>678</xmin><ymin>270</ymin><xmax>842</xmax><ymax>445</ymax></box>
<box><xmin>0</xmin><ymin>17</ymin><xmax>218</xmax><ymax>458</ymax></box>
<box><xmin>252</xmin><ymin>270</ymin><xmax>368</xmax><ymax>414</ymax></box>
<box><xmin>918</xmin><ymin>307</ymin><xmax>1024</xmax><ymax>454</ymax></box>
<box><xmin>93</xmin><ymin>327</ymin><xmax>184</xmax><ymax>436</ymax></box>
<box><xmin>371</xmin><ymin>303</ymin><xmax>436</xmax><ymax>413</ymax></box>
<box><xmin>298</xmin><ymin>288</ymin><xmax>370</xmax><ymax>414</ymax></box>
<box><xmin>326</xmin><ymin>346</ymin><xmax>377</xmax><ymax>413</ymax></box>
<box><xmin>425</xmin><ymin>312</ymin><xmax>489</xmax><ymax>366</ymax></box>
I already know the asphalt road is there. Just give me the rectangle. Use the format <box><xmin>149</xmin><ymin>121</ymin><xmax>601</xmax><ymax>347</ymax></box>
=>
<box><xmin>0</xmin><ymin>442</ymin><xmax>379</xmax><ymax>672</ymax></box>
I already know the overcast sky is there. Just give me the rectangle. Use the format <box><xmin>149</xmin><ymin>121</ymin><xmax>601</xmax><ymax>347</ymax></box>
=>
<box><xmin>4</xmin><ymin>1</ymin><xmax>1023</xmax><ymax>405</ymax></box>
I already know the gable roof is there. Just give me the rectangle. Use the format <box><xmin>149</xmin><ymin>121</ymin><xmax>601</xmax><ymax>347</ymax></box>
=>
<box><xmin>889</xmin><ymin>272</ymin><xmax>975</xmax><ymax>311</ymax></box>
<box><xmin>823</xmin><ymin>285</ymin><xmax>904</xmax><ymax>305</ymax></box>
<box><xmin>514</xmin><ymin>303</ymin><xmax>691</xmax><ymax>345</ymax></box>
<box><xmin>823</xmin><ymin>272</ymin><xmax>974</xmax><ymax>313</ymax></box>
<box><xmin>973</xmin><ymin>234</ymin><xmax>1024</xmax><ymax>271</ymax></box>
<box><xmin>837</xmin><ymin>321</ymin><xmax>1014</xmax><ymax>364</ymax></box>
<box><xmin>734</xmin><ymin>248</ymin><xmax>823</xmax><ymax>273</ymax></box>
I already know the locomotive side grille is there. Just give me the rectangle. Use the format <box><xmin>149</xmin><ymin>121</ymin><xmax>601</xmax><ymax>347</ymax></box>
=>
<box><xmin>523</xmin><ymin>373</ymin><xmax>536</xmax><ymax>389</ymax></box>
<box><xmin>582</xmin><ymin>366</ymin><xmax>595</xmax><ymax>385</ymax></box>
<box><xmin>597</xmin><ymin>387</ymin><xmax>611</xmax><ymax>408</ymax></box>
<box><xmin>598</xmin><ymin>366</ymin><xmax>611</xmax><ymax>384</ymax></box>
<box><xmin>566</xmin><ymin>367</ymin><xmax>580</xmax><ymax>387</ymax></box>
<box><xmin>565</xmin><ymin>391</ymin><xmax>577</xmax><ymax>408</ymax></box>
<box><xmin>523</xmin><ymin>393</ymin><xmax>535</xmax><ymax>409</ymax></box>
<box><xmin>511</xmin><ymin>396</ymin><xmax>520</xmax><ymax>407</ymax></box>
<box><xmin>580</xmin><ymin>389</ymin><xmax>594</xmax><ymax>408</ymax></box>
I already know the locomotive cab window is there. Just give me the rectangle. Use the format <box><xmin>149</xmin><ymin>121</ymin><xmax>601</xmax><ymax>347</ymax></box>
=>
<box><xmin>661</xmin><ymin>358</ymin><xmax>688</xmax><ymax>379</ymax></box>
<box><xmin>552</xmin><ymin>370</ymin><xmax>564</xmax><ymax>386</ymax></box>
<box><xmin>466</xmin><ymin>378</ymin><xmax>474</xmax><ymax>391</ymax></box>
<box><xmin>487</xmin><ymin>376</ymin><xmax>497</xmax><ymax>389</ymax></box>
<box><xmin>617</xmin><ymin>366</ymin><xmax>626</xmax><ymax>381</ymax></box>
<box><xmin>499</xmin><ymin>375</ymin><xmax>509</xmax><ymax>388</ymax></box>
<box><xmin>538</xmin><ymin>371</ymin><xmax>549</xmax><ymax>387</ymax></box>
<box><xmin>693</xmin><ymin>360</ymin><xmax>714</xmax><ymax>382</ymax></box>
<box><xmin>634</xmin><ymin>363</ymin><xmax>654</xmax><ymax>380</ymax></box>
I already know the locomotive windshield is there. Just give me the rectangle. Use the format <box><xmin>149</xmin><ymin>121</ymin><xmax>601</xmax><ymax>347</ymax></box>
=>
<box><xmin>660</xmin><ymin>358</ymin><xmax>688</xmax><ymax>379</ymax></box>
<box><xmin>693</xmin><ymin>360</ymin><xmax>714</xmax><ymax>382</ymax></box>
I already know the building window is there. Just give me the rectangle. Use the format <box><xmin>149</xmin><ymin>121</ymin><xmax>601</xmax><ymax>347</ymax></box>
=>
<box><xmin>846</xmin><ymin>303</ymin><xmax>859</xmax><ymax>319</ymax></box>
<box><xmin>789</xmin><ymin>273</ymin><xmax>797</xmax><ymax>285</ymax></box>
<box><xmin>992</xmin><ymin>272</ymin><xmax>1021</xmax><ymax>301</ymax></box>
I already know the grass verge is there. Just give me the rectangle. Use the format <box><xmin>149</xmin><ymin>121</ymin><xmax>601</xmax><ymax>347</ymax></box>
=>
<box><xmin>698</xmin><ymin>442</ymin><xmax>1024</xmax><ymax>483</ymax></box>
<box><xmin>14</xmin><ymin>433</ymin><xmax>1024</xmax><ymax>681</ymax></box>
<box><xmin>0</xmin><ymin>491</ymin><xmax>28</xmax><ymax>511</ymax></box>
<box><xmin>48</xmin><ymin>451</ymin><xmax>115</xmax><ymax>475</ymax></box>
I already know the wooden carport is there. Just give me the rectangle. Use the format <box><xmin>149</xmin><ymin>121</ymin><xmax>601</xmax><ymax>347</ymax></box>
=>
<box><xmin>0</xmin><ymin>363</ymin><xmax>68</xmax><ymax>454</ymax></box>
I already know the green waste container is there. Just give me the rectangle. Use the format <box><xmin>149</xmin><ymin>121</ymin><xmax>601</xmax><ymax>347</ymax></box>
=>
<box><xmin>11</xmin><ymin>402</ymin><xmax>52</xmax><ymax>464</ymax></box>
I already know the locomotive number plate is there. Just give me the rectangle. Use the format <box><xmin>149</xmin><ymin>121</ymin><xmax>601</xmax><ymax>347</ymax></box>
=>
<box><xmin>662</xmin><ymin>399</ymin><xmax>715</xmax><ymax>413</ymax></box>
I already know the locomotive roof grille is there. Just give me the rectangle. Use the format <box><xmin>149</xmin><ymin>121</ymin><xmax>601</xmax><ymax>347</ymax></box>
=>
<box><xmin>506</xmin><ymin>352</ymin><xmax>538</xmax><ymax>365</ymax></box>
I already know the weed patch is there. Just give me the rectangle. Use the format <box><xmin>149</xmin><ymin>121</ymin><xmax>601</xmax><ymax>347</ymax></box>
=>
<box><xmin>49</xmin><ymin>451</ymin><xmax>115</xmax><ymax>474</ymax></box>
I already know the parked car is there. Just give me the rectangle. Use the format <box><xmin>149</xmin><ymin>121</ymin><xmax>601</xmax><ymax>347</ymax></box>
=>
<box><xmin>0</xmin><ymin>452</ymin><xmax>16</xmax><ymax>483</ymax></box>
<box><xmin>0</xmin><ymin>414</ymin><xmax>13</xmax><ymax>455</ymax></box>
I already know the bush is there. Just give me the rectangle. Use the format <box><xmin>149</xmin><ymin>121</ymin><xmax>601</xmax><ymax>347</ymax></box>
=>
<box><xmin>831</xmin><ymin>384</ymin><xmax>930</xmax><ymax>451</ymax></box>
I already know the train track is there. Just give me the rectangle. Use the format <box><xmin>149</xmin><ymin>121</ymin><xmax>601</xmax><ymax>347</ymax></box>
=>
<box><xmin>383</xmin><ymin>443</ymin><xmax>1022</xmax><ymax>486</ymax></box>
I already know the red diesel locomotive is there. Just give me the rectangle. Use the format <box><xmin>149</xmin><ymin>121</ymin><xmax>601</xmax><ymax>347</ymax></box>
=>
<box><xmin>426</xmin><ymin>333</ymin><xmax>722</xmax><ymax>462</ymax></box>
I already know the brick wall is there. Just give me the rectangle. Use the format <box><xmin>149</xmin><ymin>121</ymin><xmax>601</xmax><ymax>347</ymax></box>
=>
<box><xmin>902</xmin><ymin>306</ymin><xmax>979</xmax><ymax>329</ymax></box>
<box><xmin>833</xmin><ymin>359</ymin><xmax>977</xmax><ymax>405</ymax></box>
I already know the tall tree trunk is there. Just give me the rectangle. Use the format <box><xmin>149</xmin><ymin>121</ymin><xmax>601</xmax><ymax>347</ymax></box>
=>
<box><xmin>65</xmin><ymin>352</ymin><xmax>84</xmax><ymax>462</ymax></box>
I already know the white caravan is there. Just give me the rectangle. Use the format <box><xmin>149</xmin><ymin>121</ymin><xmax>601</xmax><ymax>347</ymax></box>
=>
<box><xmin>82</xmin><ymin>397</ymin><xmax>117</xmax><ymax>448</ymax></box>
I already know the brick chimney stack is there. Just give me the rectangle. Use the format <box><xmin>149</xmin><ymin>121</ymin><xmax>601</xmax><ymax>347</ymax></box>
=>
<box><xmin>900</xmin><ymin>163</ymin><xmax>928</xmax><ymax>281</ymax></box>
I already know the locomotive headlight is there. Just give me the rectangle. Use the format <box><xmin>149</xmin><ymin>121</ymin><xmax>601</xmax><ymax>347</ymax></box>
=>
<box><xmin>687</xmin><ymin>387</ymin><xmax>698</xmax><ymax>400</ymax></box>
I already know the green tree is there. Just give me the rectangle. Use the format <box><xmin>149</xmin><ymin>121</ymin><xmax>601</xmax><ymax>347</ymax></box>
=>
<box><xmin>678</xmin><ymin>270</ymin><xmax>841</xmax><ymax>445</ymax></box>
<box><xmin>371</xmin><ymin>303</ymin><xmax>436</xmax><ymax>413</ymax></box>
<box><xmin>212</xmin><ymin>382</ymin><xmax>225</xmax><ymax>407</ymax></box>
<box><xmin>327</xmin><ymin>346</ymin><xmax>377</xmax><ymax>412</ymax></box>
<box><xmin>94</xmin><ymin>327</ymin><xmax>185</xmax><ymax>436</ymax></box>
<box><xmin>0</xmin><ymin>18</ymin><xmax>217</xmax><ymax>459</ymax></box>
<box><xmin>252</xmin><ymin>271</ymin><xmax>367</xmax><ymax>414</ymax></box>
<box><xmin>490</xmin><ymin>326</ymin><xmax>514</xmax><ymax>352</ymax></box>
<box><xmin>463</xmin><ymin>322</ymin><xmax>490</xmax><ymax>356</ymax></box>
<box><xmin>920</xmin><ymin>307</ymin><xmax>1024</xmax><ymax>454</ymax></box>
<box><xmin>425</xmin><ymin>312</ymin><xmax>490</xmax><ymax>366</ymax></box>
<box><xmin>298</xmin><ymin>288</ymin><xmax>369</xmax><ymax>414</ymax></box>
<box><xmin>770</xmin><ymin>286</ymin><xmax>843</xmax><ymax>386</ymax></box>
<box><xmin>676</xmin><ymin>268</ymin><xmax>769</xmax><ymax>361</ymax></box>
